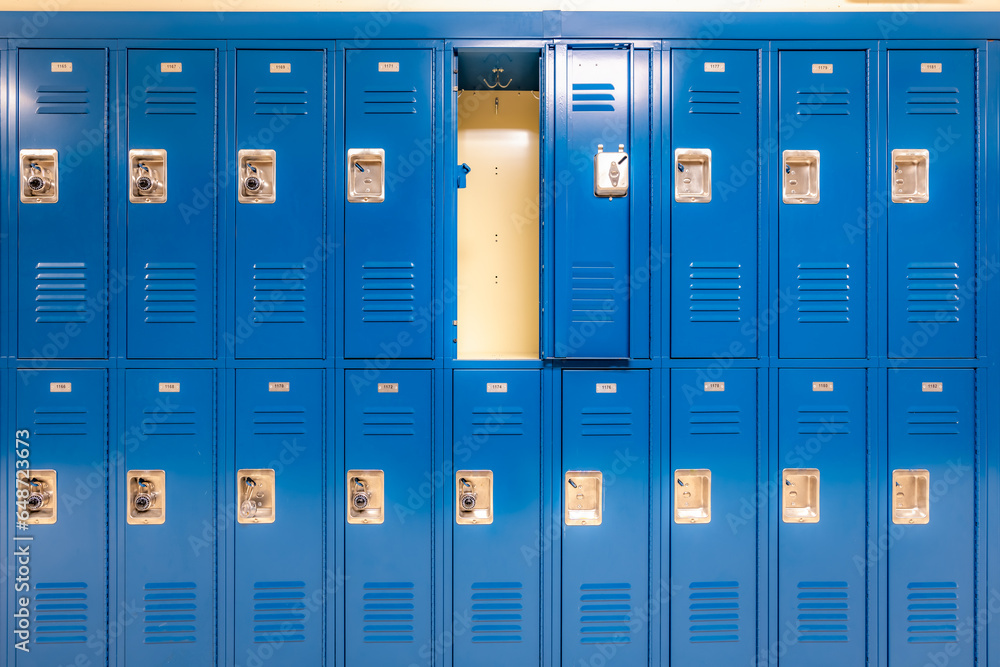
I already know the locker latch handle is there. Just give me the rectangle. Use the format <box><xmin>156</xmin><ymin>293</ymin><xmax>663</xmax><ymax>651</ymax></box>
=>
<box><xmin>457</xmin><ymin>163</ymin><xmax>472</xmax><ymax>189</ymax></box>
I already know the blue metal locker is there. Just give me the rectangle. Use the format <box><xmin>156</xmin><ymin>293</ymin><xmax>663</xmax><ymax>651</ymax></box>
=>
<box><xmin>123</xmin><ymin>369</ymin><xmax>215</xmax><ymax>665</ymax></box>
<box><xmin>344</xmin><ymin>369</ymin><xmax>432</xmax><ymax>664</ymax></box>
<box><xmin>234</xmin><ymin>50</ymin><xmax>326</xmax><ymax>359</ymax></box>
<box><xmin>234</xmin><ymin>369</ymin><xmax>324</xmax><ymax>663</ymax></box>
<box><xmin>13</xmin><ymin>369</ymin><xmax>107</xmax><ymax>666</ymax></box>
<box><xmin>669</xmin><ymin>369</ymin><xmax>757</xmax><ymax>664</ymax></box>
<box><xmin>344</xmin><ymin>49</ymin><xmax>434</xmax><ymax>359</ymax></box>
<box><xmin>777</xmin><ymin>368</ymin><xmax>867</xmax><ymax>666</ymax></box>
<box><xmin>887</xmin><ymin>50</ymin><xmax>977</xmax><ymax>359</ymax></box>
<box><xmin>778</xmin><ymin>50</ymin><xmax>868</xmax><ymax>359</ymax></box>
<box><xmin>561</xmin><ymin>369</ymin><xmax>649</xmax><ymax>665</ymax></box>
<box><xmin>887</xmin><ymin>369</ymin><xmax>975</xmax><ymax>667</ymax></box>
<box><xmin>127</xmin><ymin>49</ymin><xmax>217</xmax><ymax>359</ymax></box>
<box><xmin>16</xmin><ymin>49</ymin><xmax>108</xmax><ymax>359</ymax></box>
<box><xmin>670</xmin><ymin>49</ymin><xmax>759</xmax><ymax>359</ymax></box>
<box><xmin>452</xmin><ymin>370</ymin><xmax>541</xmax><ymax>665</ymax></box>
<box><xmin>554</xmin><ymin>45</ymin><xmax>649</xmax><ymax>359</ymax></box>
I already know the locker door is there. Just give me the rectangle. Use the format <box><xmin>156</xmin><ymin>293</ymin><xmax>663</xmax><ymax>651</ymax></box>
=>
<box><xmin>887</xmin><ymin>51</ymin><xmax>977</xmax><ymax>359</ymax></box>
<box><xmin>887</xmin><ymin>370</ymin><xmax>975</xmax><ymax>667</ymax></box>
<box><xmin>344</xmin><ymin>370</ymin><xmax>432</xmax><ymax>664</ymax></box>
<box><xmin>777</xmin><ymin>369</ymin><xmax>867</xmax><ymax>666</ymax></box>
<box><xmin>671</xmin><ymin>49</ymin><xmax>759</xmax><ymax>359</ymax></box>
<box><xmin>124</xmin><ymin>369</ymin><xmax>215</xmax><ymax>665</ymax></box>
<box><xmin>234</xmin><ymin>50</ymin><xmax>326</xmax><ymax>359</ymax></box>
<box><xmin>234</xmin><ymin>369</ymin><xmax>324</xmax><ymax>663</ymax></box>
<box><xmin>127</xmin><ymin>49</ymin><xmax>217</xmax><ymax>359</ymax></box>
<box><xmin>452</xmin><ymin>370</ymin><xmax>541</xmax><ymax>665</ymax></box>
<box><xmin>554</xmin><ymin>45</ymin><xmax>650</xmax><ymax>359</ymax></box>
<box><xmin>669</xmin><ymin>369</ymin><xmax>757</xmax><ymax>664</ymax></box>
<box><xmin>17</xmin><ymin>49</ymin><xmax>108</xmax><ymax>359</ymax></box>
<box><xmin>561</xmin><ymin>370</ymin><xmax>649</xmax><ymax>665</ymax></box>
<box><xmin>778</xmin><ymin>51</ymin><xmax>868</xmax><ymax>359</ymax></box>
<box><xmin>14</xmin><ymin>370</ymin><xmax>107</xmax><ymax>666</ymax></box>
<box><xmin>344</xmin><ymin>49</ymin><xmax>434</xmax><ymax>359</ymax></box>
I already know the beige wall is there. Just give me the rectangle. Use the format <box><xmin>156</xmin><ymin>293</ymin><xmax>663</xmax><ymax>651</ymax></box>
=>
<box><xmin>0</xmin><ymin>0</ymin><xmax>995</xmax><ymax>12</ymax></box>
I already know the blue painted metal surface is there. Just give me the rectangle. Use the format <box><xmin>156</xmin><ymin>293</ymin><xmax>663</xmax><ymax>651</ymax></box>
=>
<box><xmin>669</xmin><ymin>368</ymin><xmax>758</xmax><ymax>664</ymax></box>
<box><xmin>14</xmin><ymin>369</ymin><xmax>107</xmax><ymax>666</ymax></box>
<box><xmin>778</xmin><ymin>49</ymin><xmax>869</xmax><ymax>359</ymax></box>
<box><xmin>234</xmin><ymin>368</ymin><xmax>325</xmax><ymax>664</ymax></box>
<box><xmin>234</xmin><ymin>49</ymin><xmax>326</xmax><ymax>359</ymax></box>
<box><xmin>670</xmin><ymin>49</ymin><xmax>760</xmax><ymax>359</ymax></box>
<box><xmin>777</xmin><ymin>368</ymin><xmax>868</xmax><ymax>666</ymax></box>
<box><xmin>16</xmin><ymin>48</ymin><xmax>108</xmax><ymax>360</ymax></box>
<box><xmin>344</xmin><ymin>369</ymin><xmax>433</xmax><ymax>665</ymax></box>
<box><xmin>126</xmin><ymin>49</ymin><xmax>218</xmax><ymax>359</ymax></box>
<box><xmin>561</xmin><ymin>369</ymin><xmax>649</xmax><ymax>666</ymax></box>
<box><xmin>123</xmin><ymin>369</ymin><xmax>215</xmax><ymax>665</ymax></box>
<box><xmin>554</xmin><ymin>44</ymin><xmax>648</xmax><ymax>359</ymax></box>
<box><xmin>452</xmin><ymin>369</ymin><xmax>541</xmax><ymax>665</ymax></box>
<box><xmin>887</xmin><ymin>49</ymin><xmax>978</xmax><ymax>359</ymax></box>
<box><xmin>343</xmin><ymin>48</ymin><xmax>435</xmax><ymax>360</ymax></box>
<box><xmin>887</xmin><ymin>369</ymin><xmax>975</xmax><ymax>667</ymax></box>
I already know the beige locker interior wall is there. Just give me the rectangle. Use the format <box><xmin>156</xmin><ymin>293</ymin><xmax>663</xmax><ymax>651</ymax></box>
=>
<box><xmin>457</xmin><ymin>90</ymin><xmax>540</xmax><ymax>361</ymax></box>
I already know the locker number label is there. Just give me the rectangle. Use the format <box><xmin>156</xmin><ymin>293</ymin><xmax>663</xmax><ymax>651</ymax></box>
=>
<box><xmin>487</xmin><ymin>383</ymin><xmax>508</xmax><ymax>393</ymax></box>
<box><xmin>596</xmin><ymin>383</ymin><xmax>617</xmax><ymax>394</ymax></box>
<box><xmin>812</xmin><ymin>63</ymin><xmax>834</xmax><ymax>74</ymax></box>
<box><xmin>50</xmin><ymin>62</ymin><xmax>73</xmax><ymax>73</ymax></box>
<box><xmin>921</xmin><ymin>63</ymin><xmax>943</xmax><ymax>73</ymax></box>
<box><xmin>161</xmin><ymin>62</ymin><xmax>183</xmax><ymax>73</ymax></box>
<box><xmin>158</xmin><ymin>382</ymin><xmax>180</xmax><ymax>393</ymax></box>
<box><xmin>49</xmin><ymin>382</ymin><xmax>71</xmax><ymax>393</ymax></box>
<box><xmin>704</xmin><ymin>382</ymin><xmax>725</xmax><ymax>392</ymax></box>
<box><xmin>268</xmin><ymin>382</ymin><xmax>290</xmax><ymax>392</ymax></box>
<box><xmin>812</xmin><ymin>381</ymin><xmax>834</xmax><ymax>392</ymax></box>
<box><xmin>378</xmin><ymin>383</ymin><xmax>399</xmax><ymax>393</ymax></box>
<box><xmin>922</xmin><ymin>382</ymin><xmax>943</xmax><ymax>393</ymax></box>
<box><xmin>378</xmin><ymin>62</ymin><xmax>400</xmax><ymax>73</ymax></box>
<box><xmin>270</xmin><ymin>63</ymin><xmax>292</xmax><ymax>74</ymax></box>
<box><xmin>704</xmin><ymin>62</ymin><xmax>726</xmax><ymax>73</ymax></box>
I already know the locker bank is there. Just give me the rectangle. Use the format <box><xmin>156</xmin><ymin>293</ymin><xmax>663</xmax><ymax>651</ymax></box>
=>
<box><xmin>0</xmin><ymin>9</ymin><xmax>997</xmax><ymax>667</ymax></box>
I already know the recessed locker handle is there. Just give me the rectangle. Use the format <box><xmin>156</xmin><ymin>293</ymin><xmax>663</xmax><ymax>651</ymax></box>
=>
<box><xmin>891</xmin><ymin>149</ymin><xmax>930</xmax><ymax>203</ymax></box>
<box><xmin>782</xmin><ymin>150</ymin><xmax>820</xmax><ymax>205</ymax></box>
<box><xmin>782</xmin><ymin>468</ymin><xmax>820</xmax><ymax>523</ymax></box>
<box><xmin>564</xmin><ymin>471</ymin><xmax>602</xmax><ymax>526</ymax></box>
<box><xmin>892</xmin><ymin>469</ymin><xmax>930</xmax><ymax>524</ymax></box>
<box><xmin>674</xmin><ymin>469</ymin><xmax>711</xmax><ymax>523</ymax></box>
<box><xmin>19</xmin><ymin>150</ymin><xmax>59</xmax><ymax>203</ymax></box>
<box><xmin>674</xmin><ymin>149</ymin><xmax>712</xmax><ymax>203</ymax></box>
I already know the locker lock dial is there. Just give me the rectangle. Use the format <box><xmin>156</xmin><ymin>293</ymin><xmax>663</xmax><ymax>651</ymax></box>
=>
<box><xmin>129</xmin><ymin>150</ymin><xmax>167</xmax><ymax>204</ymax></box>
<box><xmin>238</xmin><ymin>150</ymin><xmax>276</xmax><ymax>204</ymax></box>
<box><xmin>237</xmin><ymin>469</ymin><xmax>276</xmax><ymax>524</ymax></box>
<box><xmin>347</xmin><ymin>470</ymin><xmax>384</xmax><ymax>524</ymax></box>
<box><xmin>594</xmin><ymin>144</ymin><xmax>629</xmax><ymax>199</ymax></box>
<box><xmin>455</xmin><ymin>471</ymin><xmax>493</xmax><ymax>525</ymax></box>
<box><xmin>127</xmin><ymin>470</ymin><xmax>166</xmax><ymax>525</ymax></box>
<box><xmin>19</xmin><ymin>150</ymin><xmax>59</xmax><ymax>203</ymax></box>
<box><xmin>20</xmin><ymin>470</ymin><xmax>58</xmax><ymax>525</ymax></box>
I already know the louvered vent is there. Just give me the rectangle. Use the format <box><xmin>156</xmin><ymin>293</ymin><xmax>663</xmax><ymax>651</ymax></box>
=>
<box><xmin>362</xmin><ymin>582</ymin><xmax>415</xmax><ymax>643</ymax></box>
<box><xmin>144</xmin><ymin>87</ymin><xmax>201</xmax><ymax>115</ymax></box>
<box><xmin>35</xmin><ymin>262</ymin><xmax>88</xmax><ymax>324</ymax></box>
<box><xmin>34</xmin><ymin>582</ymin><xmax>89</xmax><ymax>644</ymax></box>
<box><xmin>254</xmin><ymin>88</ymin><xmax>309</xmax><ymax>116</ymax></box>
<box><xmin>689</xmin><ymin>581</ymin><xmax>740</xmax><ymax>643</ymax></box>
<box><xmin>579</xmin><ymin>407</ymin><xmax>633</xmax><ymax>437</ymax></box>
<box><xmin>796</xmin><ymin>405</ymin><xmax>850</xmax><ymax>437</ymax></box>
<box><xmin>253</xmin><ymin>263</ymin><xmax>307</xmax><ymax>324</ymax></box>
<box><xmin>253</xmin><ymin>406</ymin><xmax>307</xmax><ymax>436</ymax></box>
<box><xmin>905</xmin><ymin>87</ymin><xmax>961</xmax><ymax>115</ymax></box>
<box><xmin>796</xmin><ymin>581</ymin><xmax>850</xmax><ymax>642</ymax></box>
<box><xmin>689</xmin><ymin>89</ymin><xmax>742</xmax><ymax>115</ymax></box>
<box><xmin>470</xmin><ymin>582</ymin><xmax>523</xmax><ymax>643</ymax></box>
<box><xmin>797</xmin><ymin>263</ymin><xmax>852</xmax><ymax>324</ymax></box>
<box><xmin>143</xmin><ymin>582</ymin><xmax>198</xmax><ymax>644</ymax></box>
<box><xmin>689</xmin><ymin>405</ymin><xmax>742</xmax><ymax>436</ymax></box>
<box><xmin>362</xmin><ymin>88</ymin><xmax>418</xmax><ymax>115</ymax></box>
<box><xmin>906</xmin><ymin>406</ymin><xmax>959</xmax><ymax>436</ymax></box>
<box><xmin>252</xmin><ymin>581</ymin><xmax>307</xmax><ymax>644</ymax></box>
<box><xmin>361</xmin><ymin>262</ymin><xmax>416</xmax><ymax>323</ymax></box>
<box><xmin>144</xmin><ymin>262</ymin><xmax>198</xmax><ymax>324</ymax></box>
<box><xmin>35</xmin><ymin>85</ymin><xmax>90</xmax><ymax>115</ymax></box>
<box><xmin>580</xmin><ymin>583</ymin><xmax>632</xmax><ymax>644</ymax></box>
<box><xmin>33</xmin><ymin>406</ymin><xmax>88</xmax><ymax>436</ymax></box>
<box><xmin>471</xmin><ymin>407</ymin><xmax>524</xmax><ymax>437</ymax></box>
<box><xmin>572</xmin><ymin>83</ymin><xmax>615</xmax><ymax>112</ymax></box>
<box><xmin>689</xmin><ymin>262</ymin><xmax>742</xmax><ymax>323</ymax></box>
<box><xmin>906</xmin><ymin>262</ymin><xmax>961</xmax><ymax>324</ymax></box>
<box><xmin>906</xmin><ymin>582</ymin><xmax>959</xmax><ymax>644</ymax></box>
<box><xmin>796</xmin><ymin>89</ymin><xmax>851</xmax><ymax>116</ymax></box>
<box><xmin>362</xmin><ymin>407</ymin><xmax>415</xmax><ymax>437</ymax></box>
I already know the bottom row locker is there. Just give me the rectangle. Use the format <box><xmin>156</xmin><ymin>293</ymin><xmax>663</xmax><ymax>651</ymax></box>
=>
<box><xmin>5</xmin><ymin>367</ymin><xmax>980</xmax><ymax>667</ymax></box>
